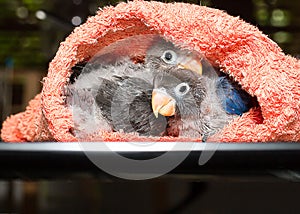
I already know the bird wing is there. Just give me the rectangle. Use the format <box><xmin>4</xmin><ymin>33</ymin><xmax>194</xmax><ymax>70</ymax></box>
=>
<box><xmin>216</xmin><ymin>77</ymin><xmax>253</xmax><ymax>115</ymax></box>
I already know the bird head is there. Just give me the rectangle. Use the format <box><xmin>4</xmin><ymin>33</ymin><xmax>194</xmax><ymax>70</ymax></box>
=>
<box><xmin>146</xmin><ymin>37</ymin><xmax>203</xmax><ymax>75</ymax></box>
<box><xmin>151</xmin><ymin>69</ymin><xmax>206</xmax><ymax>118</ymax></box>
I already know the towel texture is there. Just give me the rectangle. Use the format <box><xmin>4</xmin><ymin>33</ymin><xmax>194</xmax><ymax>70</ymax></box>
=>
<box><xmin>1</xmin><ymin>0</ymin><xmax>300</xmax><ymax>142</ymax></box>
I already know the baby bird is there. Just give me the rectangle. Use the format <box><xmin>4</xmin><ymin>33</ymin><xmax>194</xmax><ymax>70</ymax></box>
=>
<box><xmin>95</xmin><ymin>72</ymin><xmax>168</xmax><ymax>136</ymax></box>
<box><xmin>151</xmin><ymin>69</ymin><xmax>236</xmax><ymax>140</ymax></box>
<box><xmin>65</xmin><ymin>35</ymin><xmax>253</xmax><ymax>140</ymax></box>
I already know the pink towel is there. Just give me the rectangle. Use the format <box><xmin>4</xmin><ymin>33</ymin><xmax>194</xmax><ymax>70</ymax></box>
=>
<box><xmin>1</xmin><ymin>0</ymin><xmax>300</xmax><ymax>142</ymax></box>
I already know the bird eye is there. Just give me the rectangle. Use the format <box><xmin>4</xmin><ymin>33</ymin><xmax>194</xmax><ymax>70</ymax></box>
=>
<box><xmin>162</xmin><ymin>50</ymin><xmax>177</xmax><ymax>64</ymax></box>
<box><xmin>175</xmin><ymin>83</ymin><xmax>190</xmax><ymax>96</ymax></box>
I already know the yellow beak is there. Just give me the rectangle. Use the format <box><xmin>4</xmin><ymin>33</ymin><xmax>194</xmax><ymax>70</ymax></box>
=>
<box><xmin>178</xmin><ymin>57</ymin><xmax>202</xmax><ymax>75</ymax></box>
<box><xmin>152</xmin><ymin>89</ymin><xmax>176</xmax><ymax>118</ymax></box>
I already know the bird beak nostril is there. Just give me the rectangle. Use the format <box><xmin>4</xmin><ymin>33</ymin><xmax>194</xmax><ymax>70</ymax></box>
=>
<box><xmin>178</xmin><ymin>58</ymin><xmax>202</xmax><ymax>75</ymax></box>
<box><xmin>152</xmin><ymin>89</ymin><xmax>176</xmax><ymax>118</ymax></box>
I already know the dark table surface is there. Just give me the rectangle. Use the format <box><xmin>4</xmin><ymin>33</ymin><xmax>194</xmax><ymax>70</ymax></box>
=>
<box><xmin>0</xmin><ymin>142</ymin><xmax>300</xmax><ymax>181</ymax></box>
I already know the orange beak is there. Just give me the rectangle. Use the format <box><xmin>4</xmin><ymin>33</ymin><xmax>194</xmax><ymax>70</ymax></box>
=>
<box><xmin>152</xmin><ymin>89</ymin><xmax>176</xmax><ymax>118</ymax></box>
<box><xmin>178</xmin><ymin>56</ymin><xmax>202</xmax><ymax>75</ymax></box>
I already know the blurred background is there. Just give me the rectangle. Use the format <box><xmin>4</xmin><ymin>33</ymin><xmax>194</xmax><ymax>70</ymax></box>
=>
<box><xmin>1</xmin><ymin>0</ymin><xmax>300</xmax><ymax>213</ymax></box>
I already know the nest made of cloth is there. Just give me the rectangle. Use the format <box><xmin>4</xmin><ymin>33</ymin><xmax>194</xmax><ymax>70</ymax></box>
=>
<box><xmin>1</xmin><ymin>0</ymin><xmax>300</xmax><ymax>142</ymax></box>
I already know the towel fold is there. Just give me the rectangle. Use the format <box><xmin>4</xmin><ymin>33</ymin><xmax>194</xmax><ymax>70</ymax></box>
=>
<box><xmin>1</xmin><ymin>0</ymin><xmax>300</xmax><ymax>142</ymax></box>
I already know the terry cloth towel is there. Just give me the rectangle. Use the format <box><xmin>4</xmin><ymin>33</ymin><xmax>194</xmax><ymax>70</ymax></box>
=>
<box><xmin>1</xmin><ymin>0</ymin><xmax>300</xmax><ymax>142</ymax></box>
